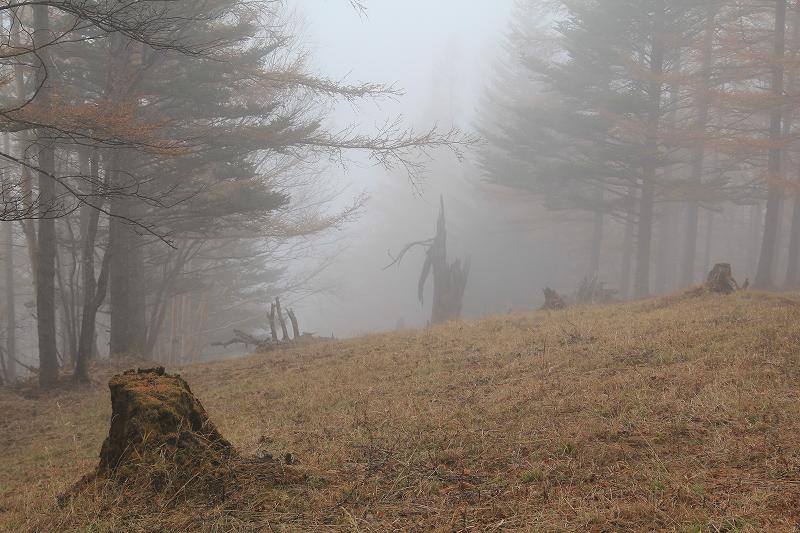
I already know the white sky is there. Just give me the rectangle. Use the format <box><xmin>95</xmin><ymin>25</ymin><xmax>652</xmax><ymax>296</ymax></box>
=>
<box><xmin>294</xmin><ymin>0</ymin><xmax>514</xmax><ymax>124</ymax></box>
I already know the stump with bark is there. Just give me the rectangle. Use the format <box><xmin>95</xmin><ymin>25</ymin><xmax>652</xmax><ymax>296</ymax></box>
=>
<box><xmin>56</xmin><ymin>368</ymin><xmax>304</xmax><ymax>528</ymax></box>
<box><xmin>98</xmin><ymin>367</ymin><xmax>232</xmax><ymax>475</ymax></box>
<box><xmin>705</xmin><ymin>263</ymin><xmax>739</xmax><ymax>294</ymax></box>
<box><xmin>541</xmin><ymin>288</ymin><xmax>567</xmax><ymax>310</ymax></box>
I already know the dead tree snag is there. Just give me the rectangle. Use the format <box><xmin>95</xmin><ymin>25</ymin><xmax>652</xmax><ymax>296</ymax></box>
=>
<box><xmin>386</xmin><ymin>196</ymin><xmax>471</xmax><ymax>324</ymax></box>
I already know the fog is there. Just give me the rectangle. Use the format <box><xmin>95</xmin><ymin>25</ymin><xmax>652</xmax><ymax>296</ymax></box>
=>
<box><xmin>288</xmin><ymin>1</ymin><xmax>612</xmax><ymax>337</ymax></box>
<box><xmin>0</xmin><ymin>0</ymin><xmax>794</xmax><ymax>379</ymax></box>
<box><xmin>6</xmin><ymin>3</ymin><xmax>800</xmax><ymax>530</ymax></box>
<box><xmin>294</xmin><ymin>0</ymin><xmax>518</xmax><ymax>336</ymax></box>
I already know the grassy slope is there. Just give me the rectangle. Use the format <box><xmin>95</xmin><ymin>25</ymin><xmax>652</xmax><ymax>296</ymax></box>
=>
<box><xmin>2</xmin><ymin>291</ymin><xmax>800</xmax><ymax>532</ymax></box>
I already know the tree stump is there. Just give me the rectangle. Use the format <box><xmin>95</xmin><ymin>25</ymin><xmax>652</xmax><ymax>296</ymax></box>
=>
<box><xmin>541</xmin><ymin>287</ymin><xmax>567</xmax><ymax>310</ymax></box>
<box><xmin>98</xmin><ymin>367</ymin><xmax>232</xmax><ymax>475</ymax></box>
<box><xmin>56</xmin><ymin>368</ymin><xmax>303</xmax><ymax>526</ymax></box>
<box><xmin>705</xmin><ymin>263</ymin><xmax>739</xmax><ymax>295</ymax></box>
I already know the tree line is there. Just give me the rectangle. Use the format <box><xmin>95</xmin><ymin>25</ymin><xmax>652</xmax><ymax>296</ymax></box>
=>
<box><xmin>479</xmin><ymin>0</ymin><xmax>800</xmax><ymax>299</ymax></box>
<box><xmin>0</xmin><ymin>0</ymin><xmax>460</xmax><ymax>388</ymax></box>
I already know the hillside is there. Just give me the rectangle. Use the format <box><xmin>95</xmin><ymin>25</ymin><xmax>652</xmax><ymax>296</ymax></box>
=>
<box><xmin>2</xmin><ymin>291</ymin><xmax>800</xmax><ymax>532</ymax></box>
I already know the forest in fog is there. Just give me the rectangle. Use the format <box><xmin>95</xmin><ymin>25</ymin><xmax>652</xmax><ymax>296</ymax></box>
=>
<box><xmin>1</xmin><ymin>0</ymin><xmax>799</xmax><ymax>389</ymax></box>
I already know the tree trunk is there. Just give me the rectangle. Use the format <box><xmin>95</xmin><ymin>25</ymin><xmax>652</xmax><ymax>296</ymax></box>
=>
<box><xmin>430</xmin><ymin>199</ymin><xmax>450</xmax><ymax>324</ymax></box>
<box><xmin>702</xmin><ymin>212</ymin><xmax>715</xmax><ymax>276</ymax></box>
<box><xmin>682</xmin><ymin>6</ymin><xmax>716</xmax><ymax>287</ymax></box>
<box><xmin>786</xmin><ymin>179</ymin><xmax>800</xmax><ymax>285</ymax></box>
<box><xmin>4</xmin><ymin>221</ymin><xmax>15</xmax><ymax>383</ymax></box>
<box><xmin>11</xmin><ymin>9</ymin><xmax>38</xmax><ymax>283</ymax></box>
<box><xmin>275</xmin><ymin>297</ymin><xmax>289</xmax><ymax>341</ymax></box>
<box><xmin>588</xmin><ymin>186</ymin><xmax>604</xmax><ymax>276</ymax></box>
<box><xmin>620</xmin><ymin>216</ymin><xmax>634</xmax><ymax>300</ymax></box>
<box><xmin>750</xmin><ymin>202</ymin><xmax>763</xmax><ymax>277</ymax></box>
<box><xmin>33</xmin><ymin>4</ymin><xmax>59</xmax><ymax>387</ymax></box>
<box><xmin>755</xmin><ymin>0</ymin><xmax>787</xmax><ymax>289</ymax></box>
<box><xmin>128</xmin><ymin>239</ymin><xmax>147</xmax><ymax>354</ymax></box>
<box><xmin>268</xmin><ymin>303</ymin><xmax>278</xmax><ymax>342</ymax></box>
<box><xmin>75</xmin><ymin>154</ymin><xmax>109</xmax><ymax>382</ymax></box>
<box><xmin>3</xmin><ymin>136</ymin><xmax>16</xmax><ymax>383</ymax></box>
<box><xmin>427</xmin><ymin>197</ymin><xmax>470</xmax><ymax>324</ymax></box>
<box><xmin>633</xmin><ymin>0</ymin><xmax>665</xmax><ymax>299</ymax></box>
<box><xmin>784</xmin><ymin>4</ymin><xmax>800</xmax><ymax>286</ymax></box>
<box><xmin>108</xmin><ymin>157</ymin><xmax>147</xmax><ymax>358</ymax></box>
<box><xmin>656</xmin><ymin>46</ymin><xmax>683</xmax><ymax>294</ymax></box>
<box><xmin>287</xmin><ymin>309</ymin><xmax>300</xmax><ymax>339</ymax></box>
<box><xmin>108</xmin><ymin>166</ymin><xmax>131</xmax><ymax>358</ymax></box>
<box><xmin>654</xmin><ymin>206</ymin><xmax>673</xmax><ymax>294</ymax></box>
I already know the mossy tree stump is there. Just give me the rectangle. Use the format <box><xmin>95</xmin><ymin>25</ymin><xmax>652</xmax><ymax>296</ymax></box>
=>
<box><xmin>541</xmin><ymin>287</ymin><xmax>567</xmax><ymax>310</ymax></box>
<box><xmin>98</xmin><ymin>367</ymin><xmax>231</xmax><ymax>475</ymax></box>
<box><xmin>705</xmin><ymin>263</ymin><xmax>740</xmax><ymax>295</ymax></box>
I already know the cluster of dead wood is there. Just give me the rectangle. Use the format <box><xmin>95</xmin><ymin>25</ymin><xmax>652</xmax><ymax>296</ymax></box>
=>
<box><xmin>575</xmin><ymin>274</ymin><xmax>618</xmax><ymax>304</ymax></box>
<box><xmin>213</xmin><ymin>296</ymin><xmax>311</xmax><ymax>352</ymax></box>
<box><xmin>541</xmin><ymin>274</ymin><xmax>617</xmax><ymax>311</ymax></box>
<box><xmin>541</xmin><ymin>263</ymin><xmax>746</xmax><ymax>311</ymax></box>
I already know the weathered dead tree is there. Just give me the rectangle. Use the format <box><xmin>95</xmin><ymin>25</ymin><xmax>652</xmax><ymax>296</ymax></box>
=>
<box><xmin>215</xmin><ymin>297</ymin><xmax>305</xmax><ymax>351</ymax></box>
<box><xmin>287</xmin><ymin>309</ymin><xmax>300</xmax><ymax>339</ymax></box>
<box><xmin>268</xmin><ymin>303</ymin><xmax>278</xmax><ymax>342</ymax></box>
<box><xmin>275</xmin><ymin>297</ymin><xmax>289</xmax><ymax>341</ymax></box>
<box><xmin>705</xmin><ymin>263</ymin><xmax>740</xmax><ymax>294</ymax></box>
<box><xmin>541</xmin><ymin>288</ymin><xmax>567</xmax><ymax>310</ymax></box>
<box><xmin>386</xmin><ymin>196</ymin><xmax>471</xmax><ymax>325</ymax></box>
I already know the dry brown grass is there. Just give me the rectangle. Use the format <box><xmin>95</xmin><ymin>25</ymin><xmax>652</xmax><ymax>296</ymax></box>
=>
<box><xmin>2</xmin><ymin>290</ymin><xmax>800</xmax><ymax>532</ymax></box>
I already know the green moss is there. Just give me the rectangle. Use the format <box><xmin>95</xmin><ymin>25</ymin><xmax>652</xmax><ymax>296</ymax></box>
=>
<box><xmin>98</xmin><ymin>368</ymin><xmax>231</xmax><ymax>475</ymax></box>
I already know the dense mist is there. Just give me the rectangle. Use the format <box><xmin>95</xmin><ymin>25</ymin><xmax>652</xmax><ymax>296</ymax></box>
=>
<box><xmin>7</xmin><ymin>2</ymin><xmax>800</xmax><ymax>531</ymax></box>
<box><xmin>0</xmin><ymin>0</ymin><xmax>795</xmax><ymax>376</ymax></box>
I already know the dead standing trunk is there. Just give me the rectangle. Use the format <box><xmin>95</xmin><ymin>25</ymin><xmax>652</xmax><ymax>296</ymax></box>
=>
<box><xmin>387</xmin><ymin>196</ymin><xmax>470</xmax><ymax>325</ymax></box>
<box><xmin>268</xmin><ymin>303</ymin><xmax>278</xmax><ymax>342</ymax></box>
<box><xmin>275</xmin><ymin>297</ymin><xmax>289</xmax><ymax>341</ymax></box>
<box><xmin>427</xmin><ymin>197</ymin><xmax>470</xmax><ymax>324</ymax></box>
<box><xmin>287</xmin><ymin>309</ymin><xmax>300</xmax><ymax>340</ymax></box>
